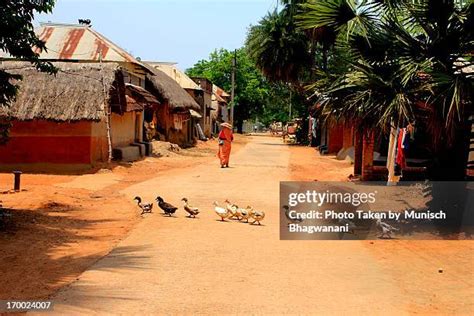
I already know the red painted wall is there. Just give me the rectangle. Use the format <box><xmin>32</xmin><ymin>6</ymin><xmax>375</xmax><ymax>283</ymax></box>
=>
<box><xmin>328</xmin><ymin>123</ymin><xmax>344</xmax><ymax>154</ymax></box>
<box><xmin>0</xmin><ymin>120</ymin><xmax>97</xmax><ymax>165</ymax></box>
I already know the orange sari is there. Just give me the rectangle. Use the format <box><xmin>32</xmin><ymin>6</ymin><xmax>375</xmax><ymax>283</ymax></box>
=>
<box><xmin>218</xmin><ymin>128</ymin><xmax>233</xmax><ymax>166</ymax></box>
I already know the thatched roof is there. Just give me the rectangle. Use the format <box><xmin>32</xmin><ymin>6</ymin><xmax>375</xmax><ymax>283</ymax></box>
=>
<box><xmin>0</xmin><ymin>61</ymin><xmax>122</xmax><ymax>121</ymax></box>
<box><xmin>145</xmin><ymin>66</ymin><xmax>201</xmax><ymax>112</ymax></box>
<box><xmin>125</xmin><ymin>83</ymin><xmax>160</xmax><ymax>112</ymax></box>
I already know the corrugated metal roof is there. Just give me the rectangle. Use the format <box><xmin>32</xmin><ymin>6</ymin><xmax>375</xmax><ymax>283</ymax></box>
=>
<box><xmin>146</xmin><ymin>62</ymin><xmax>202</xmax><ymax>91</ymax></box>
<box><xmin>1</xmin><ymin>23</ymin><xmax>144</xmax><ymax>67</ymax></box>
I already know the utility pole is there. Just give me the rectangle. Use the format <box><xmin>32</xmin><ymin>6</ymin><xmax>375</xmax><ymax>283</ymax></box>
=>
<box><xmin>230</xmin><ymin>49</ymin><xmax>236</xmax><ymax>125</ymax></box>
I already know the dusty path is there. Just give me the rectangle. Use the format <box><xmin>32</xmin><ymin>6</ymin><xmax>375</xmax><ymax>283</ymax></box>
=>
<box><xmin>48</xmin><ymin>136</ymin><xmax>472</xmax><ymax>315</ymax></box>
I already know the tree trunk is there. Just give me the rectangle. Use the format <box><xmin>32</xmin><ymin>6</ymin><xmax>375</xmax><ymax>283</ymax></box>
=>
<box><xmin>361</xmin><ymin>129</ymin><xmax>375</xmax><ymax>181</ymax></box>
<box><xmin>354</xmin><ymin>128</ymin><xmax>363</xmax><ymax>176</ymax></box>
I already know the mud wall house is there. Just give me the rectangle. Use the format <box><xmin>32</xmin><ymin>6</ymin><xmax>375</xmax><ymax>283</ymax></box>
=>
<box><xmin>144</xmin><ymin>67</ymin><xmax>201</xmax><ymax>147</ymax></box>
<box><xmin>211</xmin><ymin>91</ymin><xmax>226</xmax><ymax>133</ymax></box>
<box><xmin>144</xmin><ymin>62</ymin><xmax>205</xmax><ymax>140</ymax></box>
<box><xmin>0</xmin><ymin>62</ymin><xmax>149</xmax><ymax>172</ymax></box>
<box><xmin>0</xmin><ymin>22</ymin><xmax>157</xmax><ymax>163</ymax></box>
<box><xmin>213</xmin><ymin>85</ymin><xmax>231</xmax><ymax>124</ymax></box>
<box><xmin>310</xmin><ymin>101</ymin><xmax>371</xmax><ymax>179</ymax></box>
<box><xmin>210</xmin><ymin>94</ymin><xmax>220</xmax><ymax>135</ymax></box>
<box><xmin>191</xmin><ymin>77</ymin><xmax>214</xmax><ymax>137</ymax></box>
<box><xmin>124</xmin><ymin>83</ymin><xmax>161</xmax><ymax>149</ymax></box>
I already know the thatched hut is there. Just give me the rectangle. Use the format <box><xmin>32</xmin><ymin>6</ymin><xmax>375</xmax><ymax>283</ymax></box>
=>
<box><xmin>145</xmin><ymin>66</ymin><xmax>201</xmax><ymax>146</ymax></box>
<box><xmin>145</xmin><ymin>62</ymin><xmax>210</xmax><ymax>140</ymax></box>
<box><xmin>0</xmin><ymin>61</ymin><xmax>154</xmax><ymax>172</ymax></box>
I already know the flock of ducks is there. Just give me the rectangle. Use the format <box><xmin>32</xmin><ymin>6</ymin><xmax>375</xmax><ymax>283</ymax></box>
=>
<box><xmin>134</xmin><ymin>196</ymin><xmax>265</xmax><ymax>225</ymax></box>
<box><xmin>134</xmin><ymin>197</ymin><xmax>399</xmax><ymax>237</ymax></box>
<box><xmin>214</xmin><ymin>199</ymin><xmax>265</xmax><ymax>225</ymax></box>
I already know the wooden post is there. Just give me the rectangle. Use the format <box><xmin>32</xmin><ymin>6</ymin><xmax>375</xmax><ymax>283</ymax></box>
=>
<box><xmin>362</xmin><ymin>129</ymin><xmax>375</xmax><ymax>181</ymax></box>
<box><xmin>354</xmin><ymin>128</ymin><xmax>363</xmax><ymax>176</ymax></box>
<box><xmin>99</xmin><ymin>51</ymin><xmax>113</xmax><ymax>162</ymax></box>
<box><xmin>13</xmin><ymin>171</ymin><xmax>22</xmax><ymax>192</ymax></box>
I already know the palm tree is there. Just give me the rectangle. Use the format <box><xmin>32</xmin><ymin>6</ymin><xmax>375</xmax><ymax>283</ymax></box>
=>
<box><xmin>299</xmin><ymin>0</ymin><xmax>473</xmax><ymax>179</ymax></box>
<box><xmin>246</xmin><ymin>9</ymin><xmax>311</xmax><ymax>84</ymax></box>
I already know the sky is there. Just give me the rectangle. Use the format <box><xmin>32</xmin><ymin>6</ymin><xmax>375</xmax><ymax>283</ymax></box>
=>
<box><xmin>36</xmin><ymin>0</ymin><xmax>278</xmax><ymax>71</ymax></box>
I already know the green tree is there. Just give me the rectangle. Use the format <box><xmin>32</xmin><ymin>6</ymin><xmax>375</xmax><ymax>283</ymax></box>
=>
<box><xmin>187</xmin><ymin>48</ymin><xmax>308</xmax><ymax>131</ymax></box>
<box><xmin>298</xmin><ymin>0</ymin><xmax>473</xmax><ymax>179</ymax></box>
<box><xmin>1</xmin><ymin>0</ymin><xmax>57</xmax><ymax>106</ymax></box>
<box><xmin>246</xmin><ymin>9</ymin><xmax>311</xmax><ymax>84</ymax></box>
<box><xmin>187</xmin><ymin>48</ymin><xmax>268</xmax><ymax>132</ymax></box>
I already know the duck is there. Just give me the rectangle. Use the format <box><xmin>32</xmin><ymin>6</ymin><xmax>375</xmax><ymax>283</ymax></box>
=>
<box><xmin>248</xmin><ymin>206</ymin><xmax>265</xmax><ymax>225</ymax></box>
<box><xmin>224</xmin><ymin>199</ymin><xmax>239</xmax><ymax>220</ymax></box>
<box><xmin>134</xmin><ymin>196</ymin><xmax>153</xmax><ymax>215</ymax></box>
<box><xmin>283</xmin><ymin>205</ymin><xmax>303</xmax><ymax>226</ymax></box>
<box><xmin>156</xmin><ymin>196</ymin><xmax>178</xmax><ymax>216</ymax></box>
<box><xmin>376</xmin><ymin>219</ymin><xmax>399</xmax><ymax>239</ymax></box>
<box><xmin>182</xmin><ymin>198</ymin><xmax>199</xmax><ymax>218</ymax></box>
<box><xmin>213</xmin><ymin>201</ymin><xmax>230</xmax><ymax>221</ymax></box>
<box><xmin>238</xmin><ymin>206</ymin><xmax>251</xmax><ymax>223</ymax></box>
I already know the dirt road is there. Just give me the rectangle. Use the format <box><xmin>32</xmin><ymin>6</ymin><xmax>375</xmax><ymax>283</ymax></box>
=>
<box><xmin>46</xmin><ymin>136</ymin><xmax>472</xmax><ymax>315</ymax></box>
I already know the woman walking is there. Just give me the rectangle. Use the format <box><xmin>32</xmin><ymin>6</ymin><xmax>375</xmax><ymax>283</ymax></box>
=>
<box><xmin>218</xmin><ymin>122</ymin><xmax>234</xmax><ymax>168</ymax></box>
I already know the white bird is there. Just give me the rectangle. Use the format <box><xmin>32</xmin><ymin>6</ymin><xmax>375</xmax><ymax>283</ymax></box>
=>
<box><xmin>376</xmin><ymin>219</ymin><xmax>399</xmax><ymax>239</ymax></box>
<box><xmin>248</xmin><ymin>206</ymin><xmax>265</xmax><ymax>225</ymax></box>
<box><xmin>236</xmin><ymin>207</ymin><xmax>250</xmax><ymax>223</ymax></box>
<box><xmin>134</xmin><ymin>196</ymin><xmax>153</xmax><ymax>215</ymax></box>
<box><xmin>225</xmin><ymin>199</ymin><xmax>239</xmax><ymax>220</ymax></box>
<box><xmin>213</xmin><ymin>201</ymin><xmax>230</xmax><ymax>221</ymax></box>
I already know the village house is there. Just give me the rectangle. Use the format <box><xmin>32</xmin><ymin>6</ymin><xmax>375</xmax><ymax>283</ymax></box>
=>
<box><xmin>144</xmin><ymin>65</ymin><xmax>201</xmax><ymax>147</ymax></box>
<box><xmin>212</xmin><ymin>85</ymin><xmax>231</xmax><ymax>133</ymax></box>
<box><xmin>0</xmin><ymin>62</ymin><xmax>159</xmax><ymax>172</ymax></box>
<box><xmin>0</xmin><ymin>22</ymin><xmax>166</xmax><ymax>171</ymax></box>
<box><xmin>145</xmin><ymin>62</ymin><xmax>206</xmax><ymax>140</ymax></box>
<box><xmin>190</xmin><ymin>77</ymin><xmax>214</xmax><ymax>138</ymax></box>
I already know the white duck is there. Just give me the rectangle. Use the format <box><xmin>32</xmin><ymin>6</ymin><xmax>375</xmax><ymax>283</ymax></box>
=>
<box><xmin>248</xmin><ymin>206</ymin><xmax>265</xmax><ymax>225</ymax></box>
<box><xmin>214</xmin><ymin>201</ymin><xmax>230</xmax><ymax>221</ymax></box>
<box><xmin>376</xmin><ymin>219</ymin><xmax>399</xmax><ymax>239</ymax></box>
<box><xmin>225</xmin><ymin>199</ymin><xmax>239</xmax><ymax>220</ymax></box>
<box><xmin>236</xmin><ymin>206</ymin><xmax>250</xmax><ymax>223</ymax></box>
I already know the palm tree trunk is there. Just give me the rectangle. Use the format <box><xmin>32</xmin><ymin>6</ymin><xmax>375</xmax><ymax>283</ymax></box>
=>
<box><xmin>354</xmin><ymin>127</ymin><xmax>363</xmax><ymax>176</ymax></box>
<box><xmin>361</xmin><ymin>129</ymin><xmax>375</xmax><ymax>181</ymax></box>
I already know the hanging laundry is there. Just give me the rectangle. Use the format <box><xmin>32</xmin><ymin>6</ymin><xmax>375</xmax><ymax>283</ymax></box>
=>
<box><xmin>396</xmin><ymin>128</ymin><xmax>407</xmax><ymax>170</ymax></box>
